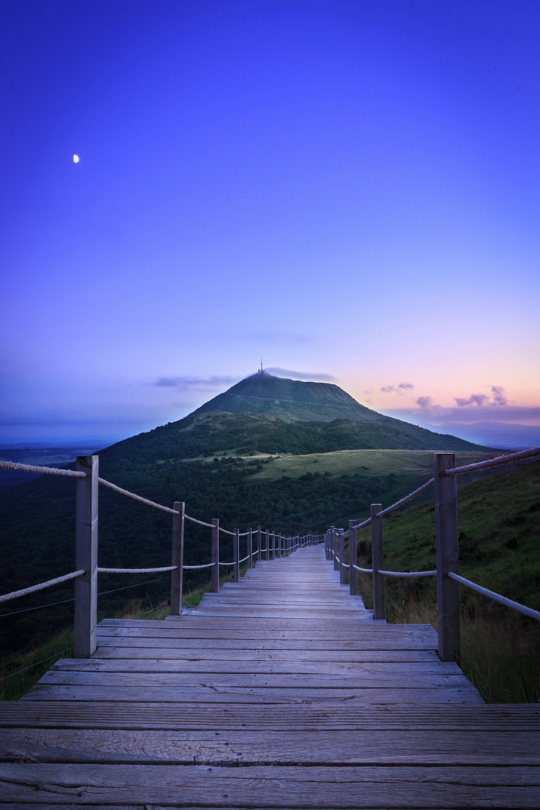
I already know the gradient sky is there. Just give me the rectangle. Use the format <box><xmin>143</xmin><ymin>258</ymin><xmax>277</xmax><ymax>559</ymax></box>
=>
<box><xmin>2</xmin><ymin>0</ymin><xmax>539</xmax><ymax>444</ymax></box>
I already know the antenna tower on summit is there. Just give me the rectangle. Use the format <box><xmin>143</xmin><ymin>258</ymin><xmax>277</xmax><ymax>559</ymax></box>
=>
<box><xmin>258</xmin><ymin>358</ymin><xmax>266</xmax><ymax>375</ymax></box>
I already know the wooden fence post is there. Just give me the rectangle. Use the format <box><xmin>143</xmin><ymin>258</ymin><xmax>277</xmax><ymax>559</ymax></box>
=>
<box><xmin>233</xmin><ymin>528</ymin><xmax>240</xmax><ymax>583</ymax></box>
<box><xmin>257</xmin><ymin>526</ymin><xmax>261</xmax><ymax>564</ymax></box>
<box><xmin>332</xmin><ymin>528</ymin><xmax>339</xmax><ymax>570</ymax></box>
<box><xmin>435</xmin><ymin>453</ymin><xmax>460</xmax><ymax>664</ymax></box>
<box><xmin>247</xmin><ymin>528</ymin><xmax>253</xmax><ymax>569</ymax></box>
<box><xmin>170</xmin><ymin>501</ymin><xmax>185</xmax><ymax>616</ymax></box>
<box><xmin>265</xmin><ymin>530</ymin><xmax>270</xmax><ymax>561</ymax></box>
<box><xmin>271</xmin><ymin>531</ymin><xmax>276</xmax><ymax>560</ymax></box>
<box><xmin>74</xmin><ymin>455</ymin><xmax>99</xmax><ymax>658</ymax></box>
<box><xmin>339</xmin><ymin>530</ymin><xmax>346</xmax><ymax>585</ymax></box>
<box><xmin>371</xmin><ymin>504</ymin><xmax>384</xmax><ymax>620</ymax></box>
<box><xmin>349</xmin><ymin>519</ymin><xmax>357</xmax><ymax>596</ymax></box>
<box><xmin>211</xmin><ymin>519</ymin><xmax>219</xmax><ymax>592</ymax></box>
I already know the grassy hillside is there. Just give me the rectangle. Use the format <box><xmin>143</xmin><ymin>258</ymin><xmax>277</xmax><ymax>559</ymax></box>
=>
<box><xmin>250</xmin><ymin>448</ymin><xmax>499</xmax><ymax>482</ymax></box>
<box><xmin>97</xmin><ymin>410</ymin><xmax>489</xmax><ymax>470</ymax></box>
<box><xmin>345</xmin><ymin>459</ymin><xmax>540</xmax><ymax>702</ymax></box>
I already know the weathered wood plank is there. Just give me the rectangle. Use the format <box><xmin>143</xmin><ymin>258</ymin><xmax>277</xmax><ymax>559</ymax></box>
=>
<box><xmin>21</xmin><ymin>684</ymin><xmax>484</xmax><ymax>703</ymax></box>
<box><xmin>37</xmin><ymin>669</ymin><xmax>475</xmax><ymax>690</ymax></box>
<box><xmin>1</xmin><ymin>701</ymin><xmax>538</xmax><ymax>730</ymax></box>
<box><xmin>2</xmin><ymin>728</ymin><xmax>538</xmax><ymax>765</ymax></box>
<box><xmin>92</xmin><ymin>642</ymin><xmax>440</xmax><ymax>660</ymax></box>
<box><xmin>54</xmin><ymin>657</ymin><xmax>460</xmax><ymax>673</ymax></box>
<box><xmin>0</xmin><ymin>763</ymin><xmax>538</xmax><ymax>806</ymax></box>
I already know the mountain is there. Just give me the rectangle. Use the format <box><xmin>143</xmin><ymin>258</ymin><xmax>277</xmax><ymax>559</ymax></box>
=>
<box><xmin>185</xmin><ymin>373</ymin><xmax>489</xmax><ymax>452</ymax></box>
<box><xmin>191</xmin><ymin>373</ymin><xmax>382</xmax><ymax>422</ymax></box>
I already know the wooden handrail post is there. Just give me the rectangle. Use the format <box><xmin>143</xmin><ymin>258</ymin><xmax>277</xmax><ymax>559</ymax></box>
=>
<box><xmin>74</xmin><ymin>455</ymin><xmax>99</xmax><ymax>658</ymax></box>
<box><xmin>247</xmin><ymin>528</ymin><xmax>253</xmax><ymax>569</ymax></box>
<box><xmin>233</xmin><ymin>528</ymin><xmax>240</xmax><ymax>583</ymax></box>
<box><xmin>276</xmin><ymin>533</ymin><xmax>280</xmax><ymax>558</ymax></box>
<box><xmin>435</xmin><ymin>453</ymin><xmax>460</xmax><ymax>664</ymax></box>
<box><xmin>265</xmin><ymin>530</ymin><xmax>270</xmax><ymax>561</ymax></box>
<box><xmin>332</xmin><ymin>528</ymin><xmax>339</xmax><ymax>570</ymax></box>
<box><xmin>257</xmin><ymin>526</ymin><xmax>261</xmax><ymax>564</ymax></box>
<box><xmin>349</xmin><ymin>519</ymin><xmax>357</xmax><ymax>596</ymax></box>
<box><xmin>211</xmin><ymin>519</ymin><xmax>219</xmax><ymax>592</ymax></box>
<box><xmin>371</xmin><ymin>504</ymin><xmax>384</xmax><ymax>620</ymax></box>
<box><xmin>272</xmin><ymin>531</ymin><xmax>276</xmax><ymax>560</ymax></box>
<box><xmin>170</xmin><ymin>501</ymin><xmax>185</xmax><ymax>615</ymax></box>
<box><xmin>339</xmin><ymin>530</ymin><xmax>346</xmax><ymax>585</ymax></box>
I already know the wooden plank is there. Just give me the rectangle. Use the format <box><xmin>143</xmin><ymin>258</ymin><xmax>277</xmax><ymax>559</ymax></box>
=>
<box><xmin>20</xmin><ymin>684</ymin><xmax>485</xmax><ymax>703</ymax></box>
<box><xmin>56</xmin><ymin>655</ymin><xmax>455</xmax><ymax>670</ymax></box>
<box><xmin>2</xmin><ymin>728</ymin><xmax>539</xmax><ymax>765</ymax></box>
<box><xmin>36</xmin><ymin>670</ymin><xmax>476</xmax><ymax>690</ymax></box>
<box><xmin>94</xmin><ymin>643</ymin><xmax>439</xmax><ymax>658</ymax></box>
<box><xmin>1</xmin><ymin>701</ymin><xmax>538</xmax><ymax>730</ymax></box>
<box><xmin>98</xmin><ymin>621</ymin><xmax>436</xmax><ymax>637</ymax></box>
<box><xmin>0</xmin><ymin>763</ymin><xmax>538</xmax><ymax>806</ymax></box>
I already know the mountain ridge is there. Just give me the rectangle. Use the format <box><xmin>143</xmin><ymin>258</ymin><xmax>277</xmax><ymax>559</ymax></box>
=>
<box><xmin>191</xmin><ymin>373</ymin><xmax>385</xmax><ymax>423</ymax></box>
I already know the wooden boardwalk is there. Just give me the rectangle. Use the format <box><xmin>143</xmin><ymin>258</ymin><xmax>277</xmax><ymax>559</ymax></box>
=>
<box><xmin>0</xmin><ymin>544</ymin><xmax>539</xmax><ymax>807</ymax></box>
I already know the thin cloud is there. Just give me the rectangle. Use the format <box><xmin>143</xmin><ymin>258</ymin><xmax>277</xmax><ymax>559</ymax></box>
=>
<box><xmin>455</xmin><ymin>393</ymin><xmax>489</xmax><ymax>407</ymax></box>
<box><xmin>265</xmin><ymin>367</ymin><xmax>336</xmax><ymax>382</ymax></box>
<box><xmin>381</xmin><ymin>383</ymin><xmax>414</xmax><ymax>395</ymax></box>
<box><xmin>153</xmin><ymin>375</ymin><xmax>240</xmax><ymax>391</ymax></box>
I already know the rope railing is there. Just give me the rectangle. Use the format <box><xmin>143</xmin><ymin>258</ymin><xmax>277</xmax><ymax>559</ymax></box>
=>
<box><xmin>183</xmin><ymin>562</ymin><xmax>216</xmax><ymax>570</ymax></box>
<box><xmin>98</xmin><ymin>477</ymin><xmax>179</xmax><ymax>514</ymax></box>
<box><xmin>378</xmin><ymin>568</ymin><xmax>437</xmax><ymax>578</ymax></box>
<box><xmin>376</xmin><ymin>478</ymin><xmax>435</xmax><ymax>517</ymax></box>
<box><xmin>0</xmin><ymin>570</ymin><xmax>85</xmax><ymax>603</ymax></box>
<box><xmin>448</xmin><ymin>572</ymin><xmax>540</xmax><ymax>621</ymax></box>
<box><xmin>325</xmin><ymin>449</ymin><xmax>540</xmax><ymax>665</ymax></box>
<box><xmin>445</xmin><ymin>445</ymin><xmax>540</xmax><ymax>476</ymax></box>
<box><xmin>0</xmin><ymin>451</ymin><xmax>321</xmax><ymax>661</ymax></box>
<box><xmin>0</xmin><ymin>459</ymin><xmax>86</xmax><ymax>478</ymax></box>
<box><xmin>97</xmin><ymin>566</ymin><xmax>178</xmax><ymax>574</ymax></box>
<box><xmin>184</xmin><ymin>514</ymin><xmax>214</xmax><ymax>528</ymax></box>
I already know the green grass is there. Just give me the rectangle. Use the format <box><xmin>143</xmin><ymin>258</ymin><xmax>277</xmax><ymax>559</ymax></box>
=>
<box><xmin>346</xmin><ymin>459</ymin><xmax>540</xmax><ymax>703</ymax></box>
<box><xmin>251</xmin><ymin>449</ymin><xmax>499</xmax><ymax>482</ymax></box>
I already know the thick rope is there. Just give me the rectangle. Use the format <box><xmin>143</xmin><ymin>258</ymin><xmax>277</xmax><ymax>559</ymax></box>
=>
<box><xmin>183</xmin><ymin>562</ymin><xmax>216</xmax><ymax>569</ymax></box>
<box><xmin>185</xmin><ymin>515</ymin><xmax>214</xmax><ymax>528</ymax></box>
<box><xmin>448</xmin><ymin>572</ymin><xmax>540</xmax><ymax>621</ymax></box>
<box><xmin>350</xmin><ymin>516</ymin><xmax>372</xmax><ymax>531</ymax></box>
<box><xmin>219</xmin><ymin>527</ymin><xmax>235</xmax><ymax>536</ymax></box>
<box><xmin>352</xmin><ymin>564</ymin><xmax>373</xmax><ymax>574</ymax></box>
<box><xmin>97</xmin><ymin>566</ymin><xmax>177</xmax><ymax>574</ymax></box>
<box><xmin>445</xmin><ymin>446</ymin><xmax>540</xmax><ymax>476</ymax></box>
<box><xmin>378</xmin><ymin>568</ymin><xmax>436</xmax><ymax>578</ymax></box>
<box><xmin>376</xmin><ymin>478</ymin><xmax>435</xmax><ymax>517</ymax></box>
<box><xmin>0</xmin><ymin>570</ymin><xmax>85</xmax><ymax>603</ymax></box>
<box><xmin>238</xmin><ymin>555</ymin><xmax>250</xmax><ymax>564</ymax></box>
<box><xmin>98</xmin><ymin>478</ymin><xmax>179</xmax><ymax>514</ymax></box>
<box><xmin>218</xmin><ymin>561</ymin><xmax>235</xmax><ymax>566</ymax></box>
<box><xmin>0</xmin><ymin>460</ymin><xmax>86</xmax><ymax>478</ymax></box>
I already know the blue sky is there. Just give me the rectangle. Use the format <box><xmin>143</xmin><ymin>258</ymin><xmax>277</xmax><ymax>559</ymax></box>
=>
<box><xmin>1</xmin><ymin>0</ymin><xmax>539</xmax><ymax>445</ymax></box>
